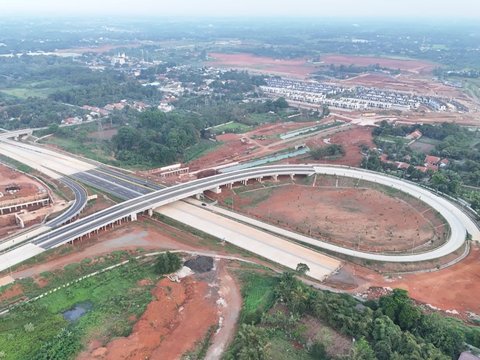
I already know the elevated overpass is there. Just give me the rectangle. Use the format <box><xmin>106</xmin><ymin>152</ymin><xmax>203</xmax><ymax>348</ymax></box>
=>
<box><xmin>0</xmin><ymin>129</ymin><xmax>33</xmax><ymax>141</ymax></box>
<box><xmin>0</xmin><ymin>164</ymin><xmax>478</xmax><ymax>274</ymax></box>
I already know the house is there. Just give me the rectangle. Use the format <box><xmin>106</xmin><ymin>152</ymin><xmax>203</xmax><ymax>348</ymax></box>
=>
<box><xmin>395</xmin><ymin>161</ymin><xmax>410</xmax><ymax>170</ymax></box>
<box><xmin>424</xmin><ymin>155</ymin><xmax>449</xmax><ymax>171</ymax></box>
<box><xmin>425</xmin><ymin>155</ymin><xmax>441</xmax><ymax>166</ymax></box>
<box><xmin>406</xmin><ymin>130</ymin><xmax>422</xmax><ymax>140</ymax></box>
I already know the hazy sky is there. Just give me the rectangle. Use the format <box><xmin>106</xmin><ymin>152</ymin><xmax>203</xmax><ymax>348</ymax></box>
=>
<box><xmin>1</xmin><ymin>0</ymin><xmax>479</xmax><ymax>19</ymax></box>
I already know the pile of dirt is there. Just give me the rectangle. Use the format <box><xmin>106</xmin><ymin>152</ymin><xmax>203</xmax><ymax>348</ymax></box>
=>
<box><xmin>184</xmin><ymin>256</ymin><xmax>214</xmax><ymax>273</ymax></box>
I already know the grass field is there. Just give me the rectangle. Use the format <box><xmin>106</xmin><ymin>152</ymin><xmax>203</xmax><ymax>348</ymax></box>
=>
<box><xmin>237</xmin><ymin>271</ymin><xmax>278</xmax><ymax>324</ymax></box>
<box><xmin>0</xmin><ymin>254</ymin><xmax>160</xmax><ymax>360</ymax></box>
<box><xmin>212</xmin><ymin>122</ymin><xmax>251</xmax><ymax>135</ymax></box>
<box><xmin>184</xmin><ymin>139</ymin><xmax>222</xmax><ymax>162</ymax></box>
<box><xmin>44</xmin><ymin>136</ymin><xmax>115</xmax><ymax>165</ymax></box>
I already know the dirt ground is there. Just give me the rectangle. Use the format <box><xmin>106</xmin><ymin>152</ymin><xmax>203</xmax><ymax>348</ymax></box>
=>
<box><xmin>78</xmin><ymin>276</ymin><xmax>218</xmax><ymax>360</ymax></box>
<box><xmin>214</xmin><ymin>182</ymin><xmax>439</xmax><ymax>253</ymax></box>
<box><xmin>188</xmin><ymin>121</ymin><xmax>322</xmax><ymax>171</ymax></box>
<box><xmin>340</xmin><ymin>72</ymin><xmax>465</xmax><ymax>99</ymax></box>
<box><xmin>9</xmin><ymin>222</ymin><xmax>202</xmax><ymax>279</ymax></box>
<box><xmin>0</xmin><ymin>164</ymin><xmax>46</xmax><ymax>203</ymax></box>
<box><xmin>0</xmin><ymin>164</ymin><xmax>53</xmax><ymax>237</ymax></box>
<box><xmin>207</xmin><ymin>52</ymin><xmax>317</xmax><ymax>79</ymax></box>
<box><xmin>320</xmin><ymin>54</ymin><xmax>437</xmax><ymax>74</ymax></box>
<box><xmin>325</xmin><ymin>244</ymin><xmax>480</xmax><ymax>315</ymax></box>
<box><xmin>303</xmin><ymin>125</ymin><xmax>374</xmax><ymax>167</ymax></box>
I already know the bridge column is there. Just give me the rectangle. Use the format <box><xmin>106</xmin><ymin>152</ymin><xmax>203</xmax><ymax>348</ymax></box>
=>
<box><xmin>256</xmin><ymin>177</ymin><xmax>263</xmax><ymax>183</ymax></box>
<box><xmin>290</xmin><ymin>174</ymin><xmax>295</xmax><ymax>180</ymax></box>
<box><xmin>148</xmin><ymin>208</ymin><xmax>153</xmax><ymax>216</ymax></box>
<box><xmin>195</xmin><ymin>193</ymin><xmax>202</xmax><ymax>200</ymax></box>
<box><xmin>211</xmin><ymin>186</ymin><xmax>222</xmax><ymax>194</ymax></box>
<box><xmin>227</xmin><ymin>183</ymin><xmax>233</xmax><ymax>189</ymax></box>
<box><xmin>272</xmin><ymin>174</ymin><xmax>278</xmax><ymax>181</ymax></box>
<box><xmin>242</xmin><ymin>180</ymin><xmax>248</xmax><ymax>186</ymax></box>
<box><xmin>130</xmin><ymin>213</ymin><xmax>138</xmax><ymax>221</ymax></box>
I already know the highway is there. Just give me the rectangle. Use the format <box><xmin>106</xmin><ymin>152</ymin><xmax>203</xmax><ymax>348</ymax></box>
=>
<box><xmin>0</xmin><ymin>164</ymin><xmax>474</xmax><ymax>262</ymax></box>
<box><xmin>46</xmin><ymin>176</ymin><xmax>88</xmax><ymax>227</ymax></box>
<box><xmin>0</xmin><ymin>135</ymin><xmax>479</xmax><ymax>274</ymax></box>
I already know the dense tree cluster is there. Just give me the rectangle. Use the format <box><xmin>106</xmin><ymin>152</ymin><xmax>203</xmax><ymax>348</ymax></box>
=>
<box><xmin>273</xmin><ymin>273</ymin><xmax>479</xmax><ymax>360</ymax></box>
<box><xmin>111</xmin><ymin>110</ymin><xmax>201</xmax><ymax>166</ymax></box>
<box><xmin>311</xmin><ymin>144</ymin><xmax>345</xmax><ymax>160</ymax></box>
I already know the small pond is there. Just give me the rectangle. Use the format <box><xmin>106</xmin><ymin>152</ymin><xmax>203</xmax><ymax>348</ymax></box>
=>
<box><xmin>62</xmin><ymin>301</ymin><xmax>93</xmax><ymax>322</ymax></box>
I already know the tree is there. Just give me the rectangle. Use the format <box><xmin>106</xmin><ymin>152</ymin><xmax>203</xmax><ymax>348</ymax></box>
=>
<box><xmin>154</xmin><ymin>252</ymin><xmax>182</xmax><ymax>275</ymax></box>
<box><xmin>296</xmin><ymin>263</ymin><xmax>310</xmax><ymax>275</ymax></box>
<box><xmin>352</xmin><ymin>338</ymin><xmax>376</xmax><ymax>360</ymax></box>
<box><xmin>236</xmin><ymin>324</ymin><xmax>269</xmax><ymax>360</ymax></box>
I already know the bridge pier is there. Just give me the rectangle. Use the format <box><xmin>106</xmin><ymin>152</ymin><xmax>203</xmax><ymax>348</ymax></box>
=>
<box><xmin>130</xmin><ymin>213</ymin><xmax>138</xmax><ymax>221</ymax></box>
<box><xmin>211</xmin><ymin>186</ymin><xmax>222</xmax><ymax>194</ymax></box>
<box><xmin>148</xmin><ymin>208</ymin><xmax>153</xmax><ymax>216</ymax></box>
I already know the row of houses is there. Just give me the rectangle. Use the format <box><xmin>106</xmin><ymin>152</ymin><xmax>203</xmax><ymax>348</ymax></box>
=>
<box><xmin>262</xmin><ymin>78</ymin><xmax>469</xmax><ymax>113</ymax></box>
<box><xmin>380</xmin><ymin>153</ymin><xmax>449</xmax><ymax>173</ymax></box>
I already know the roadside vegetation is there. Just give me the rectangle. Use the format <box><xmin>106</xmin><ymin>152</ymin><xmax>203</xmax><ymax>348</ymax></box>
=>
<box><xmin>226</xmin><ymin>270</ymin><xmax>480</xmax><ymax>360</ymax></box>
<box><xmin>0</xmin><ymin>251</ymin><xmax>182</xmax><ymax>360</ymax></box>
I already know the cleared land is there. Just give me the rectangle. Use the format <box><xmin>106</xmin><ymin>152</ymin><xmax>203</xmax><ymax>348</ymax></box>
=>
<box><xmin>207</xmin><ymin>52</ymin><xmax>317</xmax><ymax>78</ymax></box>
<box><xmin>320</xmin><ymin>54</ymin><xmax>438</xmax><ymax>74</ymax></box>
<box><xmin>213</xmin><ymin>178</ymin><xmax>447</xmax><ymax>253</ymax></box>
<box><xmin>331</xmin><ymin>244</ymin><xmax>480</xmax><ymax>316</ymax></box>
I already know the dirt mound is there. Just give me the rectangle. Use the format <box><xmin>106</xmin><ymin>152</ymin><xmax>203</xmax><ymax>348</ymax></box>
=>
<box><xmin>185</xmin><ymin>256</ymin><xmax>214</xmax><ymax>273</ymax></box>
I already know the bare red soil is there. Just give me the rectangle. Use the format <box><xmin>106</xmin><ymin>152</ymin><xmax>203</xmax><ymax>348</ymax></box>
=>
<box><xmin>0</xmin><ymin>164</ymin><xmax>45</xmax><ymax>201</ymax></box>
<box><xmin>303</xmin><ymin>126</ymin><xmax>374</xmax><ymax>167</ymax></box>
<box><xmin>9</xmin><ymin>222</ymin><xmax>202</xmax><ymax>280</ymax></box>
<box><xmin>0</xmin><ymin>283</ymin><xmax>23</xmax><ymax>303</ymax></box>
<box><xmin>321</xmin><ymin>54</ymin><xmax>437</xmax><ymax>74</ymax></box>
<box><xmin>189</xmin><ymin>121</ymin><xmax>319</xmax><ymax>171</ymax></box>
<box><xmin>340</xmin><ymin>73</ymin><xmax>465</xmax><ymax>99</ymax></box>
<box><xmin>333</xmin><ymin>245</ymin><xmax>480</xmax><ymax>315</ymax></box>
<box><xmin>215</xmin><ymin>182</ymin><xmax>440</xmax><ymax>253</ymax></box>
<box><xmin>208</xmin><ymin>52</ymin><xmax>317</xmax><ymax>78</ymax></box>
<box><xmin>78</xmin><ymin>277</ymin><xmax>218</xmax><ymax>360</ymax></box>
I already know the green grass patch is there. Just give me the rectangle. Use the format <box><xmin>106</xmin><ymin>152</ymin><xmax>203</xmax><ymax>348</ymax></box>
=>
<box><xmin>184</xmin><ymin>139</ymin><xmax>222</xmax><ymax>162</ymax></box>
<box><xmin>211</xmin><ymin>122</ymin><xmax>251</xmax><ymax>135</ymax></box>
<box><xmin>246</xmin><ymin>112</ymin><xmax>279</xmax><ymax>125</ymax></box>
<box><xmin>238</xmin><ymin>272</ymin><xmax>278</xmax><ymax>324</ymax></box>
<box><xmin>237</xmin><ymin>187</ymin><xmax>273</xmax><ymax>207</ymax></box>
<box><xmin>43</xmin><ymin>136</ymin><xmax>115</xmax><ymax>165</ymax></box>
<box><xmin>0</xmin><ymin>257</ymin><xmax>160</xmax><ymax>360</ymax></box>
<box><xmin>267</xmin><ymin>336</ymin><xmax>313</xmax><ymax>360</ymax></box>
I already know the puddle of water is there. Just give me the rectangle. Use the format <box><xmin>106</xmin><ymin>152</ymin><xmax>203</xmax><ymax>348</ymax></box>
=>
<box><xmin>62</xmin><ymin>301</ymin><xmax>93</xmax><ymax>322</ymax></box>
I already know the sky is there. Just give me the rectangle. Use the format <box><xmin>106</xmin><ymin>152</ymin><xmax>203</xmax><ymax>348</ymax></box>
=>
<box><xmin>1</xmin><ymin>0</ymin><xmax>479</xmax><ymax>19</ymax></box>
